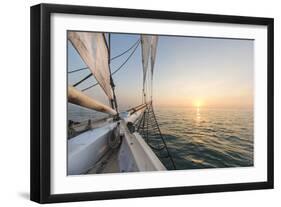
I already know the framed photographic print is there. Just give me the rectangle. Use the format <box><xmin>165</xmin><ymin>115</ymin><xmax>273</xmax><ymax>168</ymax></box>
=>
<box><xmin>30</xmin><ymin>3</ymin><xmax>274</xmax><ymax>203</ymax></box>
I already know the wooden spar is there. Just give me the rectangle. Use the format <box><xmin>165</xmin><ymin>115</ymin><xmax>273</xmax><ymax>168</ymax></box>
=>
<box><xmin>127</xmin><ymin>101</ymin><xmax>151</xmax><ymax>115</ymax></box>
<box><xmin>68</xmin><ymin>86</ymin><xmax>117</xmax><ymax>116</ymax></box>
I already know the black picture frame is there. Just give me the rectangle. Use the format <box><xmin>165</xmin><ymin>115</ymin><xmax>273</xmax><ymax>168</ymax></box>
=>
<box><xmin>30</xmin><ymin>3</ymin><xmax>274</xmax><ymax>204</ymax></box>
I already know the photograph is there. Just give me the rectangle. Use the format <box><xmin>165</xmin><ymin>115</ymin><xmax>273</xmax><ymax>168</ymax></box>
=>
<box><xmin>67</xmin><ymin>31</ymin><xmax>254</xmax><ymax>175</ymax></box>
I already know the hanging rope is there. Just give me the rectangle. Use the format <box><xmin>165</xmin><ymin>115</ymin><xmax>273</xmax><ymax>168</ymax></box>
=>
<box><xmin>68</xmin><ymin>38</ymin><xmax>140</xmax><ymax>74</ymax></box>
<box><xmin>111</xmin><ymin>40</ymin><xmax>140</xmax><ymax>76</ymax></box>
<box><xmin>80</xmin><ymin>40</ymin><xmax>140</xmax><ymax>91</ymax></box>
<box><xmin>110</xmin><ymin>38</ymin><xmax>140</xmax><ymax>61</ymax></box>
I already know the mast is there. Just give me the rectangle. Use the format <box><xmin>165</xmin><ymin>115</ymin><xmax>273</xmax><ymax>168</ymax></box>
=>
<box><xmin>107</xmin><ymin>33</ymin><xmax>119</xmax><ymax>115</ymax></box>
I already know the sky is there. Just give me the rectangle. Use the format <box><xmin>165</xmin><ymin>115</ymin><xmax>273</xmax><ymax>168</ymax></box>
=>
<box><xmin>68</xmin><ymin>32</ymin><xmax>253</xmax><ymax>110</ymax></box>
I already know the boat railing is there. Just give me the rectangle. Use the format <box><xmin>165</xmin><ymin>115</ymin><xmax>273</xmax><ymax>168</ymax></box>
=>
<box><xmin>127</xmin><ymin>101</ymin><xmax>151</xmax><ymax>115</ymax></box>
<box><xmin>68</xmin><ymin>116</ymin><xmax>113</xmax><ymax>139</ymax></box>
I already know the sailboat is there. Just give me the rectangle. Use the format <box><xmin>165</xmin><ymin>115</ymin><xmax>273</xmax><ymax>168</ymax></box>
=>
<box><xmin>67</xmin><ymin>32</ymin><xmax>175</xmax><ymax>175</ymax></box>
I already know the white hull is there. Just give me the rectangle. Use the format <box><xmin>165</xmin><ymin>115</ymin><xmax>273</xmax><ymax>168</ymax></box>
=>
<box><xmin>118</xmin><ymin>120</ymin><xmax>166</xmax><ymax>172</ymax></box>
<box><xmin>67</xmin><ymin>110</ymin><xmax>166</xmax><ymax>175</ymax></box>
<box><xmin>67</xmin><ymin>123</ymin><xmax>117</xmax><ymax>175</ymax></box>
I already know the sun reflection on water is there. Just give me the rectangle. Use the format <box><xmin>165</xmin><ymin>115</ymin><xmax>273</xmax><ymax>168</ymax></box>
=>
<box><xmin>196</xmin><ymin>107</ymin><xmax>201</xmax><ymax>121</ymax></box>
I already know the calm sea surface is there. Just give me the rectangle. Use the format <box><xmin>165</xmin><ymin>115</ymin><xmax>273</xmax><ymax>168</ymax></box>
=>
<box><xmin>154</xmin><ymin>107</ymin><xmax>254</xmax><ymax>170</ymax></box>
<box><xmin>68</xmin><ymin>104</ymin><xmax>254</xmax><ymax>170</ymax></box>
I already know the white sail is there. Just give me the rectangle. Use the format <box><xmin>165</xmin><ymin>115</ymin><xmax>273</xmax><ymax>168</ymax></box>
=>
<box><xmin>141</xmin><ymin>35</ymin><xmax>152</xmax><ymax>88</ymax></box>
<box><xmin>150</xmin><ymin>36</ymin><xmax>158</xmax><ymax>77</ymax></box>
<box><xmin>68</xmin><ymin>32</ymin><xmax>113</xmax><ymax>100</ymax></box>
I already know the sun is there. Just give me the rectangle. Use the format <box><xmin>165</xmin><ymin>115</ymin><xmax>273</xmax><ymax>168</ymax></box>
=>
<box><xmin>193</xmin><ymin>100</ymin><xmax>203</xmax><ymax>108</ymax></box>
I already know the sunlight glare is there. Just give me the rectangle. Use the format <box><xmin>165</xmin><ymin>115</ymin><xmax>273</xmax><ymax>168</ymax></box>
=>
<box><xmin>193</xmin><ymin>100</ymin><xmax>203</xmax><ymax>108</ymax></box>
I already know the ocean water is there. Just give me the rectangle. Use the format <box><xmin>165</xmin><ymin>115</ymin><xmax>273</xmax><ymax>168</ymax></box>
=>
<box><xmin>154</xmin><ymin>107</ymin><xmax>254</xmax><ymax>170</ymax></box>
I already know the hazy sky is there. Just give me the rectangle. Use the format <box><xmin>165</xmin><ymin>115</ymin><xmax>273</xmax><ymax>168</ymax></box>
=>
<box><xmin>68</xmin><ymin>33</ymin><xmax>253</xmax><ymax>109</ymax></box>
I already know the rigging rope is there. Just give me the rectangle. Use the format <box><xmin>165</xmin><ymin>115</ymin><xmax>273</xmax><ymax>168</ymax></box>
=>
<box><xmin>110</xmin><ymin>38</ymin><xmax>140</xmax><ymax>61</ymax></box>
<box><xmin>73</xmin><ymin>73</ymin><xmax>92</xmax><ymax>87</ymax></box>
<box><xmin>111</xmin><ymin>40</ymin><xmax>140</xmax><ymax>76</ymax></box>
<box><xmin>80</xmin><ymin>40</ymin><xmax>140</xmax><ymax>91</ymax></box>
<box><xmin>68</xmin><ymin>39</ymin><xmax>140</xmax><ymax>74</ymax></box>
<box><xmin>136</xmin><ymin>103</ymin><xmax>177</xmax><ymax>169</ymax></box>
<box><xmin>68</xmin><ymin>66</ymin><xmax>88</xmax><ymax>74</ymax></box>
